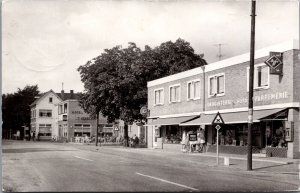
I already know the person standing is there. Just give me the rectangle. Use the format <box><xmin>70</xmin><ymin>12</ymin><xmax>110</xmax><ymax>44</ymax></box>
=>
<box><xmin>198</xmin><ymin>128</ymin><xmax>205</xmax><ymax>152</ymax></box>
<box><xmin>32</xmin><ymin>131</ymin><xmax>36</xmax><ymax>141</ymax></box>
<box><xmin>28</xmin><ymin>131</ymin><xmax>31</xmax><ymax>141</ymax></box>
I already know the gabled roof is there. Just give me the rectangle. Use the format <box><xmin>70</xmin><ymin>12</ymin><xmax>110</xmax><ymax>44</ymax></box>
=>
<box><xmin>56</xmin><ymin>92</ymin><xmax>80</xmax><ymax>101</ymax></box>
<box><xmin>30</xmin><ymin>89</ymin><xmax>62</xmax><ymax>107</ymax></box>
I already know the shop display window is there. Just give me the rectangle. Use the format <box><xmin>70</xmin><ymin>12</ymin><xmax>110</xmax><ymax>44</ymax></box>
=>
<box><xmin>265</xmin><ymin>121</ymin><xmax>287</xmax><ymax>148</ymax></box>
<box><xmin>164</xmin><ymin>126</ymin><xmax>182</xmax><ymax>144</ymax></box>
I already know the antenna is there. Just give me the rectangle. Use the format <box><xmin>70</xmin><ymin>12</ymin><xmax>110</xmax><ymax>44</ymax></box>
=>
<box><xmin>213</xmin><ymin>43</ymin><xmax>227</xmax><ymax>61</ymax></box>
<box><xmin>62</xmin><ymin>82</ymin><xmax>64</xmax><ymax>91</ymax></box>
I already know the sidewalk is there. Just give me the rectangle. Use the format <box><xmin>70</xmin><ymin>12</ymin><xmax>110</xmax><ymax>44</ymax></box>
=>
<box><xmin>64</xmin><ymin>142</ymin><xmax>299</xmax><ymax>175</ymax></box>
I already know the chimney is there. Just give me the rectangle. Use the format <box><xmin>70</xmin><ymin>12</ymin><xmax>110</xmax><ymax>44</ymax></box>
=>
<box><xmin>61</xmin><ymin>90</ymin><xmax>65</xmax><ymax>100</ymax></box>
<box><xmin>70</xmin><ymin>90</ymin><xmax>74</xmax><ymax>99</ymax></box>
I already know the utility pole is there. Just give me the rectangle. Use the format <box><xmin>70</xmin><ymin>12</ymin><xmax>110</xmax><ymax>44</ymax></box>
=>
<box><xmin>213</xmin><ymin>43</ymin><xmax>227</xmax><ymax>61</ymax></box>
<box><xmin>247</xmin><ymin>0</ymin><xmax>256</xmax><ymax>171</ymax></box>
<box><xmin>96</xmin><ymin>112</ymin><xmax>99</xmax><ymax>146</ymax></box>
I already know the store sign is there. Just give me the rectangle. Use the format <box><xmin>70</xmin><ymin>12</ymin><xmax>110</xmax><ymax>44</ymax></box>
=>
<box><xmin>76</xmin><ymin>117</ymin><xmax>93</xmax><ymax>120</ymax></box>
<box><xmin>285</xmin><ymin>121</ymin><xmax>294</xmax><ymax>142</ymax></box>
<box><xmin>264</xmin><ymin>52</ymin><xmax>283</xmax><ymax>75</ymax></box>
<box><xmin>189</xmin><ymin>134</ymin><xmax>197</xmax><ymax>141</ymax></box>
<box><xmin>140</xmin><ymin>106</ymin><xmax>148</xmax><ymax>116</ymax></box>
<box><xmin>207</xmin><ymin>91</ymin><xmax>289</xmax><ymax>108</ymax></box>
<box><xmin>72</xmin><ymin>111</ymin><xmax>83</xmax><ymax>114</ymax></box>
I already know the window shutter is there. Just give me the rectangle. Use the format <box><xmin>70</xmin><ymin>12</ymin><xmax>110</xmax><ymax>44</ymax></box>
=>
<box><xmin>218</xmin><ymin>76</ymin><xmax>224</xmax><ymax>94</ymax></box>
<box><xmin>209</xmin><ymin>77</ymin><xmax>214</xmax><ymax>95</ymax></box>
<box><xmin>261</xmin><ymin>66</ymin><xmax>269</xmax><ymax>86</ymax></box>
<box><xmin>188</xmin><ymin>82</ymin><xmax>192</xmax><ymax>100</ymax></box>
<box><xmin>161</xmin><ymin>90</ymin><xmax>164</xmax><ymax>104</ymax></box>
<box><xmin>254</xmin><ymin>66</ymin><xmax>258</xmax><ymax>88</ymax></box>
<box><xmin>194</xmin><ymin>81</ymin><xmax>200</xmax><ymax>98</ymax></box>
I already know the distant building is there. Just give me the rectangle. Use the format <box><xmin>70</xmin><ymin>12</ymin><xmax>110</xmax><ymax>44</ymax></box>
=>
<box><xmin>30</xmin><ymin>90</ymin><xmax>62</xmax><ymax>140</ymax></box>
<box><xmin>56</xmin><ymin>92</ymin><xmax>99</xmax><ymax>141</ymax></box>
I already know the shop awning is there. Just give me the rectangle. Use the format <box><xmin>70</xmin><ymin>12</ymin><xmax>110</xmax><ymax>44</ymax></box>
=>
<box><xmin>180</xmin><ymin>108</ymin><xmax>287</xmax><ymax>126</ymax></box>
<box><xmin>148</xmin><ymin>115</ymin><xmax>199</xmax><ymax>126</ymax></box>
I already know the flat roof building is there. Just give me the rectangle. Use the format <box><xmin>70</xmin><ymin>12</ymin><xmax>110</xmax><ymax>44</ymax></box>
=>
<box><xmin>146</xmin><ymin>40</ymin><xmax>300</xmax><ymax>158</ymax></box>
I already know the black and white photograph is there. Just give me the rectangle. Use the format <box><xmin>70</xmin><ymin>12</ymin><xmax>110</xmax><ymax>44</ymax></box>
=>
<box><xmin>2</xmin><ymin>0</ymin><xmax>300</xmax><ymax>192</ymax></box>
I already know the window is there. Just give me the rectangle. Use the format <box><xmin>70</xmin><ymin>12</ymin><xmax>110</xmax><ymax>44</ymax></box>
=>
<box><xmin>154</xmin><ymin>88</ymin><xmax>164</xmax><ymax>105</ymax></box>
<box><xmin>187</xmin><ymin>79</ymin><xmax>201</xmax><ymax>100</ymax></box>
<box><xmin>49</xmin><ymin>97</ymin><xmax>53</xmax><ymax>103</ymax></box>
<box><xmin>208</xmin><ymin>73</ymin><xmax>225</xmax><ymax>97</ymax></box>
<box><xmin>73</xmin><ymin>124</ymin><xmax>91</xmax><ymax>137</ymax></box>
<box><xmin>64</xmin><ymin>103</ymin><xmax>68</xmax><ymax>113</ymax></box>
<box><xmin>169</xmin><ymin>84</ymin><xmax>181</xmax><ymax>103</ymax></box>
<box><xmin>39</xmin><ymin>124</ymin><xmax>52</xmax><ymax>136</ymax></box>
<box><xmin>247</xmin><ymin>64</ymin><xmax>270</xmax><ymax>90</ymax></box>
<box><xmin>39</xmin><ymin>109</ymin><xmax>52</xmax><ymax>117</ymax></box>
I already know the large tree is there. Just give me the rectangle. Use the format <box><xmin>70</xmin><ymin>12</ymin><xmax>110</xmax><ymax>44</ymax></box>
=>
<box><xmin>2</xmin><ymin>85</ymin><xmax>40</xmax><ymax>139</ymax></box>
<box><xmin>78</xmin><ymin>38</ymin><xmax>207</xmax><ymax>146</ymax></box>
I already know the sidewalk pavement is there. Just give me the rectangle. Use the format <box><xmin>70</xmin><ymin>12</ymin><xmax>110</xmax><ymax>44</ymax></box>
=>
<box><xmin>65</xmin><ymin>142</ymin><xmax>299</xmax><ymax>176</ymax></box>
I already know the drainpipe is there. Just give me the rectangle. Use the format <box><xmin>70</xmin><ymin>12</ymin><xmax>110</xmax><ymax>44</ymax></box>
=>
<box><xmin>201</xmin><ymin>65</ymin><xmax>206</xmax><ymax>113</ymax></box>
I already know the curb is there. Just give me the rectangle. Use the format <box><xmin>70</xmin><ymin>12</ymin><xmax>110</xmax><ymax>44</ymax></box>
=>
<box><xmin>188</xmin><ymin>153</ymin><xmax>293</xmax><ymax>164</ymax></box>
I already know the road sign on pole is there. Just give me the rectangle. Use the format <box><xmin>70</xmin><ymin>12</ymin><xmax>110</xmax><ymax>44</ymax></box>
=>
<box><xmin>215</xmin><ymin>124</ymin><xmax>221</xmax><ymax>165</ymax></box>
<box><xmin>212</xmin><ymin>112</ymin><xmax>225</xmax><ymax>166</ymax></box>
<box><xmin>212</xmin><ymin>112</ymin><xmax>225</xmax><ymax>125</ymax></box>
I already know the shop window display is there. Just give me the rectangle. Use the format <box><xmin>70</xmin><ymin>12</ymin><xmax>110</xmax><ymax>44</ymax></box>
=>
<box><xmin>266</xmin><ymin>121</ymin><xmax>287</xmax><ymax>148</ymax></box>
<box><xmin>164</xmin><ymin>126</ymin><xmax>182</xmax><ymax>144</ymax></box>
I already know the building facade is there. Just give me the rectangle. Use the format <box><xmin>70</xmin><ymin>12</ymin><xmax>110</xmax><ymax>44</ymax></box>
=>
<box><xmin>146</xmin><ymin>40</ymin><xmax>300</xmax><ymax>158</ymax></box>
<box><xmin>57</xmin><ymin>99</ymin><xmax>98</xmax><ymax>141</ymax></box>
<box><xmin>30</xmin><ymin>90</ymin><xmax>62</xmax><ymax>140</ymax></box>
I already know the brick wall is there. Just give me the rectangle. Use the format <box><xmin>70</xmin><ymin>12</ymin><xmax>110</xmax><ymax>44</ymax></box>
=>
<box><xmin>148</xmin><ymin>73</ymin><xmax>204</xmax><ymax>117</ymax></box>
<box><xmin>148</xmin><ymin>49</ymin><xmax>296</xmax><ymax>117</ymax></box>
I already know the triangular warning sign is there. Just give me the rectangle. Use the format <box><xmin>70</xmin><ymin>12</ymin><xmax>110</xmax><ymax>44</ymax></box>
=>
<box><xmin>212</xmin><ymin>112</ymin><xmax>225</xmax><ymax>124</ymax></box>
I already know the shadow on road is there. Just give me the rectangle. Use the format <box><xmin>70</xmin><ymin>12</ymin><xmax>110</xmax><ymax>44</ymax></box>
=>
<box><xmin>3</xmin><ymin>148</ymin><xmax>77</xmax><ymax>153</ymax></box>
<box><xmin>252</xmin><ymin>163</ymin><xmax>290</xmax><ymax>171</ymax></box>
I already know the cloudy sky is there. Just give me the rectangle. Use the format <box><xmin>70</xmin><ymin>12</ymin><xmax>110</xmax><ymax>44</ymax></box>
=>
<box><xmin>2</xmin><ymin>0</ymin><xmax>299</xmax><ymax>94</ymax></box>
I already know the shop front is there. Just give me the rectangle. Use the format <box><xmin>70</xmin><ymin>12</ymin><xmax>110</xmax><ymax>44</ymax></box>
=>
<box><xmin>147</xmin><ymin>115</ymin><xmax>199</xmax><ymax>150</ymax></box>
<box><xmin>180</xmin><ymin>108</ymin><xmax>294</xmax><ymax>158</ymax></box>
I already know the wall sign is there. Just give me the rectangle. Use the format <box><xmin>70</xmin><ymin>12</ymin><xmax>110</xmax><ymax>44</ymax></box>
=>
<box><xmin>264</xmin><ymin>52</ymin><xmax>283</xmax><ymax>75</ymax></box>
<box><xmin>285</xmin><ymin>121</ymin><xmax>294</xmax><ymax>142</ymax></box>
<box><xmin>207</xmin><ymin>91</ymin><xmax>289</xmax><ymax>108</ymax></box>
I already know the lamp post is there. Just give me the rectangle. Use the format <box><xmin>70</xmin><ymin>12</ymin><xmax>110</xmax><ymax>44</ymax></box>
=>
<box><xmin>247</xmin><ymin>0</ymin><xmax>256</xmax><ymax>171</ymax></box>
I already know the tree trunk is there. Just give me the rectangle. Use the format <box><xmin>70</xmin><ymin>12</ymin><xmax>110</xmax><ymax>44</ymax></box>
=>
<box><xmin>124</xmin><ymin>122</ymin><xmax>129</xmax><ymax>147</ymax></box>
<box><xmin>96</xmin><ymin>113</ymin><xmax>99</xmax><ymax>146</ymax></box>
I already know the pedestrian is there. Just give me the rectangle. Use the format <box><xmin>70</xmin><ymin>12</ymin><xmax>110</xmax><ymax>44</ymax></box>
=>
<box><xmin>198</xmin><ymin>128</ymin><xmax>205</xmax><ymax>152</ymax></box>
<box><xmin>134</xmin><ymin>134</ymin><xmax>139</xmax><ymax>148</ymax></box>
<box><xmin>28</xmin><ymin>131</ymin><xmax>31</xmax><ymax>141</ymax></box>
<box><xmin>33</xmin><ymin>131</ymin><xmax>36</xmax><ymax>141</ymax></box>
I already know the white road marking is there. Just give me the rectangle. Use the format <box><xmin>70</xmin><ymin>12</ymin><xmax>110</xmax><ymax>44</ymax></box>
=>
<box><xmin>73</xmin><ymin>156</ymin><xmax>93</xmax><ymax>161</ymax></box>
<box><xmin>136</xmin><ymin>172</ymin><xmax>199</xmax><ymax>191</ymax></box>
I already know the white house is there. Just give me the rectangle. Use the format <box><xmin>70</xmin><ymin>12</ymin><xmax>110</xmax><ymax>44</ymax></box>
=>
<box><xmin>30</xmin><ymin>90</ymin><xmax>62</xmax><ymax>140</ymax></box>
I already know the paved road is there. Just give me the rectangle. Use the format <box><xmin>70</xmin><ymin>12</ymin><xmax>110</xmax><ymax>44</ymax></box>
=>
<box><xmin>2</xmin><ymin>140</ymin><xmax>299</xmax><ymax>192</ymax></box>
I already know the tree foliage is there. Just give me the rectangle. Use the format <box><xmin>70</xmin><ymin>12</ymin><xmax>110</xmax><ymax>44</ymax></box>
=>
<box><xmin>78</xmin><ymin>38</ymin><xmax>207</xmax><ymax>123</ymax></box>
<box><xmin>2</xmin><ymin>85</ymin><xmax>40</xmax><ymax>138</ymax></box>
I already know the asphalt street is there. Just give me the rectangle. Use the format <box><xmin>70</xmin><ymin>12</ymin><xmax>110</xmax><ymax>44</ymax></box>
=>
<box><xmin>2</xmin><ymin>140</ymin><xmax>299</xmax><ymax>192</ymax></box>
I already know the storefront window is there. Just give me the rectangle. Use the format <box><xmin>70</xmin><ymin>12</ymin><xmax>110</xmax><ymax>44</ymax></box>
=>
<box><xmin>265</xmin><ymin>121</ymin><xmax>287</xmax><ymax>148</ymax></box>
<box><xmin>164</xmin><ymin>126</ymin><xmax>182</xmax><ymax>144</ymax></box>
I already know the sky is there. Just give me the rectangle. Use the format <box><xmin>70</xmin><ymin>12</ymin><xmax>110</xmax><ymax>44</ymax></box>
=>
<box><xmin>2</xmin><ymin>0</ymin><xmax>299</xmax><ymax>94</ymax></box>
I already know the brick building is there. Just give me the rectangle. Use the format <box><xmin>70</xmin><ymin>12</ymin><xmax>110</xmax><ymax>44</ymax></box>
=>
<box><xmin>146</xmin><ymin>40</ymin><xmax>299</xmax><ymax>158</ymax></box>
